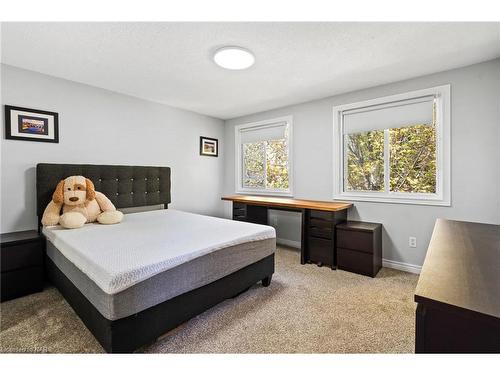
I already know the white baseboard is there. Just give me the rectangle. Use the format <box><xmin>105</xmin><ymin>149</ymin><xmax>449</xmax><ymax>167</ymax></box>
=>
<box><xmin>276</xmin><ymin>238</ymin><xmax>301</xmax><ymax>249</ymax></box>
<box><xmin>382</xmin><ymin>258</ymin><xmax>421</xmax><ymax>274</ymax></box>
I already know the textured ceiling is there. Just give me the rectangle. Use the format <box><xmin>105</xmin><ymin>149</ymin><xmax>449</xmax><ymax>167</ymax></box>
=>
<box><xmin>2</xmin><ymin>22</ymin><xmax>500</xmax><ymax>119</ymax></box>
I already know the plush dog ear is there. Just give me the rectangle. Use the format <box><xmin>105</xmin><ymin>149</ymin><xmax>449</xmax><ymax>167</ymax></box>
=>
<box><xmin>52</xmin><ymin>180</ymin><xmax>65</xmax><ymax>204</ymax></box>
<box><xmin>86</xmin><ymin>178</ymin><xmax>96</xmax><ymax>201</ymax></box>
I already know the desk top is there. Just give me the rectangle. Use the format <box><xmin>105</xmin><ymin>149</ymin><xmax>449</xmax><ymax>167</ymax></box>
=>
<box><xmin>415</xmin><ymin>219</ymin><xmax>500</xmax><ymax>320</ymax></box>
<box><xmin>221</xmin><ymin>195</ymin><xmax>352</xmax><ymax>212</ymax></box>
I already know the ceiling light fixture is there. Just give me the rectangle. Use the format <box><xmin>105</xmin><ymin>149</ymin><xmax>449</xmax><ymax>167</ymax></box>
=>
<box><xmin>213</xmin><ymin>46</ymin><xmax>255</xmax><ymax>70</ymax></box>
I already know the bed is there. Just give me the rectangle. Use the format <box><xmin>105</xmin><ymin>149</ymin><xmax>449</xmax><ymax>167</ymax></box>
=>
<box><xmin>36</xmin><ymin>163</ymin><xmax>276</xmax><ymax>353</ymax></box>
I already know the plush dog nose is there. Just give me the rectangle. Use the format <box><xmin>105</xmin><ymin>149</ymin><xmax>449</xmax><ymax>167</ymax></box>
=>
<box><xmin>69</xmin><ymin>197</ymin><xmax>79</xmax><ymax>202</ymax></box>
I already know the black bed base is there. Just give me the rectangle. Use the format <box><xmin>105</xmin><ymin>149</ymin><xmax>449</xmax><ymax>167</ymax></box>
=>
<box><xmin>45</xmin><ymin>254</ymin><xmax>274</xmax><ymax>353</ymax></box>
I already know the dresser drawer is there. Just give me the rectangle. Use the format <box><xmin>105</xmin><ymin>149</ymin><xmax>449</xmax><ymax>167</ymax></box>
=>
<box><xmin>1</xmin><ymin>266</ymin><xmax>44</xmax><ymax>302</ymax></box>
<box><xmin>308</xmin><ymin>226</ymin><xmax>333</xmax><ymax>240</ymax></box>
<box><xmin>1</xmin><ymin>241</ymin><xmax>43</xmax><ymax>272</ymax></box>
<box><xmin>308</xmin><ymin>237</ymin><xmax>334</xmax><ymax>265</ymax></box>
<box><xmin>233</xmin><ymin>207</ymin><xmax>246</xmax><ymax>217</ymax></box>
<box><xmin>233</xmin><ymin>202</ymin><xmax>246</xmax><ymax>210</ymax></box>
<box><xmin>337</xmin><ymin>229</ymin><xmax>374</xmax><ymax>253</ymax></box>
<box><xmin>309</xmin><ymin>210</ymin><xmax>333</xmax><ymax>221</ymax></box>
<box><xmin>337</xmin><ymin>248</ymin><xmax>377</xmax><ymax>277</ymax></box>
<box><xmin>309</xmin><ymin>217</ymin><xmax>333</xmax><ymax>229</ymax></box>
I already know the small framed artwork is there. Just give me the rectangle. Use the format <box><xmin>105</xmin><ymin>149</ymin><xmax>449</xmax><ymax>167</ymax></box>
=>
<box><xmin>4</xmin><ymin>105</ymin><xmax>59</xmax><ymax>143</ymax></box>
<box><xmin>200</xmin><ymin>136</ymin><xmax>218</xmax><ymax>157</ymax></box>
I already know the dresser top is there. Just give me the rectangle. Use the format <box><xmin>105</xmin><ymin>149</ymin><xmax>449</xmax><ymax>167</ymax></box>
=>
<box><xmin>415</xmin><ymin>219</ymin><xmax>500</xmax><ymax>319</ymax></box>
<box><xmin>1</xmin><ymin>230</ymin><xmax>40</xmax><ymax>245</ymax></box>
<box><xmin>222</xmin><ymin>195</ymin><xmax>352</xmax><ymax>212</ymax></box>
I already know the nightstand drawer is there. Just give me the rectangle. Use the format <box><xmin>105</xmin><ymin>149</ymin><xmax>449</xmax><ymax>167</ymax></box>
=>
<box><xmin>1</xmin><ymin>241</ymin><xmax>43</xmax><ymax>272</ymax></box>
<box><xmin>337</xmin><ymin>248</ymin><xmax>375</xmax><ymax>277</ymax></box>
<box><xmin>1</xmin><ymin>266</ymin><xmax>44</xmax><ymax>302</ymax></box>
<box><xmin>337</xmin><ymin>229</ymin><xmax>374</xmax><ymax>253</ymax></box>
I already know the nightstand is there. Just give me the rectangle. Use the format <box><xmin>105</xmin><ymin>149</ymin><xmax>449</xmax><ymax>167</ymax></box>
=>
<box><xmin>1</xmin><ymin>230</ymin><xmax>44</xmax><ymax>302</ymax></box>
<box><xmin>336</xmin><ymin>221</ymin><xmax>382</xmax><ymax>277</ymax></box>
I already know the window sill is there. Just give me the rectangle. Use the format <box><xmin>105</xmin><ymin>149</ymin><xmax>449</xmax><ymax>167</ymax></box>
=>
<box><xmin>333</xmin><ymin>194</ymin><xmax>450</xmax><ymax>207</ymax></box>
<box><xmin>236</xmin><ymin>189</ymin><xmax>293</xmax><ymax>198</ymax></box>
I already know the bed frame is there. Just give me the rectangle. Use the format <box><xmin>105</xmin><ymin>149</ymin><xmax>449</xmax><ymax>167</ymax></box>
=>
<box><xmin>36</xmin><ymin>163</ymin><xmax>274</xmax><ymax>353</ymax></box>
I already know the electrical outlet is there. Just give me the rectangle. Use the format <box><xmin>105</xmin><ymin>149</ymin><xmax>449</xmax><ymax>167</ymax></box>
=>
<box><xmin>409</xmin><ymin>236</ymin><xmax>417</xmax><ymax>248</ymax></box>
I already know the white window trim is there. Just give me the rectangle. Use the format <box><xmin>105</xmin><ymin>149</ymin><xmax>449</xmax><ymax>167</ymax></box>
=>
<box><xmin>235</xmin><ymin>115</ymin><xmax>294</xmax><ymax>197</ymax></box>
<box><xmin>333</xmin><ymin>85</ymin><xmax>451</xmax><ymax>206</ymax></box>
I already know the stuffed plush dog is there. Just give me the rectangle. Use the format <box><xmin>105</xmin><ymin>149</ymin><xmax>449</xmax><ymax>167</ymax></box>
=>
<box><xmin>41</xmin><ymin>175</ymin><xmax>123</xmax><ymax>229</ymax></box>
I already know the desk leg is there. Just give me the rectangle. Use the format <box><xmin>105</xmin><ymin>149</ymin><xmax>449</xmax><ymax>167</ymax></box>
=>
<box><xmin>332</xmin><ymin>208</ymin><xmax>348</xmax><ymax>270</ymax></box>
<box><xmin>249</xmin><ymin>204</ymin><xmax>268</xmax><ymax>225</ymax></box>
<box><xmin>300</xmin><ymin>209</ymin><xmax>307</xmax><ymax>264</ymax></box>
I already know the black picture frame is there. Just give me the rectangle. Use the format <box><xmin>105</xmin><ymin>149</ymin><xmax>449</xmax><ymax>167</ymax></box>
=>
<box><xmin>4</xmin><ymin>105</ymin><xmax>59</xmax><ymax>143</ymax></box>
<box><xmin>199</xmin><ymin>136</ymin><xmax>218</xmax><ymax>157</ymax></box>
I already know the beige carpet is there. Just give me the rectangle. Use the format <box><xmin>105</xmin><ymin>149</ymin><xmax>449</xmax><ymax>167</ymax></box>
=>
<box><xmin>0</xmin><ymin>246</ymin><xmax>418</xmax><ymax>353</ymax></box>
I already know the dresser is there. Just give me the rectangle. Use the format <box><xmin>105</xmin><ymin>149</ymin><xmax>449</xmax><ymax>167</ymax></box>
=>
<box><xmin>414</xmin><ymin>219</ymin><xmax>500</xmax><ymax>353</ymax></box>
<box><xmin>1</xmin><ymin>230</ymin><xmax>44</xmax><ymax>302</ymax></box>
<box><xmin>336</xmin><ymin>221</ymin><xmax>382</xmax><ymax>277</ymax></box>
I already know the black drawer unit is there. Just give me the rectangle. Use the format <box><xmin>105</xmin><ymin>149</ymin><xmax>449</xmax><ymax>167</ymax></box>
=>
<box><xmin>1</xmin><ymin>230</ymin><xmax>44</xmax><ymax>302</ymax></box>
<box><xmin>336</xmin><ymin>221</ymin><xmax>382</xmax><ymax>277</ymax></box>
<box><xmin>232</xmin><ymin>202</ymin><xmax>268</xmax><ymax>225</ymax></box>
<box><xmin>302</xmin><ymin>209</ymin><xmax>347</xmax><ymax>269</ymax></box>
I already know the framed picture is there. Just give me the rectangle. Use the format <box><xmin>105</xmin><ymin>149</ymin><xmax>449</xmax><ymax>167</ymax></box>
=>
<box><xmin>200</xmin><ymin>136</ymin><xmax>218</xmax><ymax>157</ymax></box>
<box><xmin>4</xmin><ymin>105</ymin><xmax>59</xmax><ymax>143</ymax></box>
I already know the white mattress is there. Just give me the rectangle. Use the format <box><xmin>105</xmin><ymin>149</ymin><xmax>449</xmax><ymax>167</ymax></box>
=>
<box><xmin>43</xmin><ymin>209</ymin><xmax>276</xmax><ymax>295</ymax></box>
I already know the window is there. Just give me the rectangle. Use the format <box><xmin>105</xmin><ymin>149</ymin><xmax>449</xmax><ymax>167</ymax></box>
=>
<box><xmin>235</xmin><ymin>116</ymin><xmax>293</xmax><ymax>196</ymax></box>
<box><xmin>333</xmin><ymin>85</ymin><xmax>450</xmax><ymax>205</ymax></box>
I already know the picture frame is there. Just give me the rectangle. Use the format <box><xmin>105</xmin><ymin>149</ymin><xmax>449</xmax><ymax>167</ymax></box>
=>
<box><xmin>199</xmin><ymin>136</ymin><xmax>218</xmax><ymax>157</ymax></box>
<box><xmin>4</xmin><ymin>105</ymin><xmax>59</xmax><ymax>143</ymax></box>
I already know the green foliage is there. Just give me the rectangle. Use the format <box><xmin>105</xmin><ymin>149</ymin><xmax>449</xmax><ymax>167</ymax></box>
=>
<box><xmin>345</xmin><ymin>130</ymin><xmax>385</xmax><ymax>191</ymax></box>
<box><xmin>389</xmin><ymin>125</ymin><xmax>436</xmax><ymax>193</ymax></box>
<box><xmin>266</xmin><ymin>140</ymin><xmax>289</xmax><ymax>189</ymax></box>
<box><xmin>346</xmin><ymin>124</ymin><xmax>436</xmax><ymax>194</ymax></box>
<box><xmin>243</xmin><ymin>142</ymin><xmax>265</xmax><ymax>188</ymax></box>
<box><xmin>243</xmin><ymin>139</ymin><xmax>289</xmax><ymax>190</ymax></box>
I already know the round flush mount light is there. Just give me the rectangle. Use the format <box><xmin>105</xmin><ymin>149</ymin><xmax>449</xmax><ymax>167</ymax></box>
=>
<box><xmin>213</xmin><ymin>46</ymin><xmax>255</xmax><ymax>70</ymax></box>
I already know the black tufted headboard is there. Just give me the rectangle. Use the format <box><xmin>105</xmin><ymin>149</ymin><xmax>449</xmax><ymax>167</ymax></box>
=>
<box><xmin>36</xmin><ymin>163</ymin><xmax>171</xmax><ymax>226</ymax></box>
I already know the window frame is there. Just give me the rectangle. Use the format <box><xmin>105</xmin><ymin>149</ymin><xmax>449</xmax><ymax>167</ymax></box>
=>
<box><xmin>235</xmin><ymin>115</ymin><xmax>294</xmax><ymax>197</ymax></box>
<box><xmin>333</xmin><ymin>85</ymin><xmax>451</xmax><ymax>206</ymax></box>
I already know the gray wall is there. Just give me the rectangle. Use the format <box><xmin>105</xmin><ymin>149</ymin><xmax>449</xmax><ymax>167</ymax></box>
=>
<box><xmin>224</xmin><ymin>59</ymin><xmax>500</xmax><ymax>267</ymax></box>
<box><xmin>1</xmin><ymin>65</ymin><xmax>225</xmax><ymax>233</ymax></box>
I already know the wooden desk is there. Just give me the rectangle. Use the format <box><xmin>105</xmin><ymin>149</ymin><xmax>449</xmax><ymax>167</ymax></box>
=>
<box><xmin>414</xmin><ymin>219</ymin><xmax>500</xmax><ymax>353</ymax></box>
<box><xmin>222</xmin><ymin>195</ymin><xmax>352</xmax><ymax>269</ymax></box>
